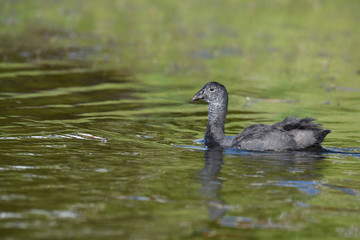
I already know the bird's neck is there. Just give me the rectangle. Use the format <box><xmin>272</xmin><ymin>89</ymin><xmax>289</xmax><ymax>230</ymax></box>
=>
<box><xmin>205</xmin><ymin>100</ymin><xmax>230</xmax><ymax>148</ymax></box>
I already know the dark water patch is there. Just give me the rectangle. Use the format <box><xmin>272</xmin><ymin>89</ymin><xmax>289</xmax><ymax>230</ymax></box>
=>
<box><xmin>0</xmin><ymin>62</ymin><xmax>84</xmax><ymax>74</ymax></box>
<box><xmin>0</xmin><ymin>68</ymin><xmax>132</xmax><ymax>94</ymax></box>
<box><xmin>0</xmin><ymin>66</ymin><xmax>142</xmax><ymax>137</ymax></box>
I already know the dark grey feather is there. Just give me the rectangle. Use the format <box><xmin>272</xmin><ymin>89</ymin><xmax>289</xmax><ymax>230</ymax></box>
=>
<box><xmin>192</xmin><ymin>82</ymin><xmax>331</xmax><ymax>151</ymax></box>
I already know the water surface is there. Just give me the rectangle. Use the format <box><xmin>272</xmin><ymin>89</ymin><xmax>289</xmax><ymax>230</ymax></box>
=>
<box><xmin>1</xmin><ymin>1</ymin><xmax>360</xmax><ymax>239</ymax></box>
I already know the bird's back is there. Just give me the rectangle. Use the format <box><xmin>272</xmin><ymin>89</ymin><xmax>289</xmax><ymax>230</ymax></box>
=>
<box><xmin>232</xmin><ymin>117</ymin><xmax>330</xmax><ymax>151</ymax></box>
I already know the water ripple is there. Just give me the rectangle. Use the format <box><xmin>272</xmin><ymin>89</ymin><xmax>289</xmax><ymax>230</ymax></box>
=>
<box><xmin>0</xmin><ymin>133</ymin><xmax>107</xmax><ymax>143</ymax></box>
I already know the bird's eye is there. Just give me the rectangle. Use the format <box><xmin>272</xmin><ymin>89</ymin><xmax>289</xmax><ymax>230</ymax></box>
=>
<box><xmin>209</xmin><ymin>88</ymin><xmax>215</xmax><ymax>92</ymax></box>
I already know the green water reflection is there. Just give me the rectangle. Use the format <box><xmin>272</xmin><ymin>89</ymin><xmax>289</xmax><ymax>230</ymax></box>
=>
<box><xmin>1</xmin><ymin>1</ymin><xmax>360</xmax><ymax>239</ymax></box>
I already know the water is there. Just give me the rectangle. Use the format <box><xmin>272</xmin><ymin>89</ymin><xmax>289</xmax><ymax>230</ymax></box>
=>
<box><xmin>1</xmin><ymin>1</ymin><xmax>360</xmax><ymax>239</ymax></box>
<box><xmin>0</xmin><ymin>66</ymin><xmax>359</xmax><ymax>239</ymax></box>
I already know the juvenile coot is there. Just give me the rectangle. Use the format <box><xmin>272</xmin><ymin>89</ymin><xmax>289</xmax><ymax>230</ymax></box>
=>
<box><xmin>192</xmin><ymin>82</ymin><xmax>331</xmax><ymax>151</ymax></box>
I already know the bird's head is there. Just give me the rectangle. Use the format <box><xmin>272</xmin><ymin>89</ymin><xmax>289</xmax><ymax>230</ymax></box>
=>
<box><xmin>192</xmin><ymin>82</ymin><xmax>228</xmax><ymax>104</ymax></box>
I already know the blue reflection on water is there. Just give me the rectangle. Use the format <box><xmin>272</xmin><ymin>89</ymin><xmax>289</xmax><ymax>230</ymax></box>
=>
<box><xmin>269</xmin><ymin>180</ymin><xmax>321</xmax><ymax>195</ymax></box>
<box><xmin>264</xmin><ymin>180</ymin><xmax>359</xmax><ymax>196</ymax></box>
<box><xmin>185</xmin><ymin>138</ymin><xmax>360</xmax><ymax>157</ymax></box>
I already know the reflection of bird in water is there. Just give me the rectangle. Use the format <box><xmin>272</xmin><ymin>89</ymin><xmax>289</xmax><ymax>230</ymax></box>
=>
<box><xmin>227</xmin><ymin>149</ymin><xmax>327</xmax><ymax>176</ymax></box>
<box><xmin>198</xmin><ymin>148</ymin><xmax>333</xmax><ymax>228</ymax></box>
<box><xmin>200</xmin><ymin>147</ymin><xmax>224</xmax><ymax>177</ymax></box>
<box><xmin>199</xmin><ymin>147</ymin><xmax>226</xmax><ymax>220</ymax></box>
<box><xmin>192</xmin><ymin>82</ymin><xmax>330</xmax><ymax>151</ymax></box>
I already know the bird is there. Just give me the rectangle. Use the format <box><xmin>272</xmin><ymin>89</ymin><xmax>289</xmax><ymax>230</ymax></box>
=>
<box><xmin>192</xmin><ymin>82</ymin><xmax>331</xmax><ymax>151</ymax></box>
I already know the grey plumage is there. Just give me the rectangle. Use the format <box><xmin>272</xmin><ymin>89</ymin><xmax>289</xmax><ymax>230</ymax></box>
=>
<box><xmin>192</xmin><ymin>82</ymin><xmax>331</xmax><ymax>151</ymax></box>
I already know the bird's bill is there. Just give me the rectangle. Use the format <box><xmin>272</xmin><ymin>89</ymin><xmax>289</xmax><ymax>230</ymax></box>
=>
<box><xmin>192</xmin><ymin>88</ymin><xmax>205</xmax><ymax>101</ymax></box>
